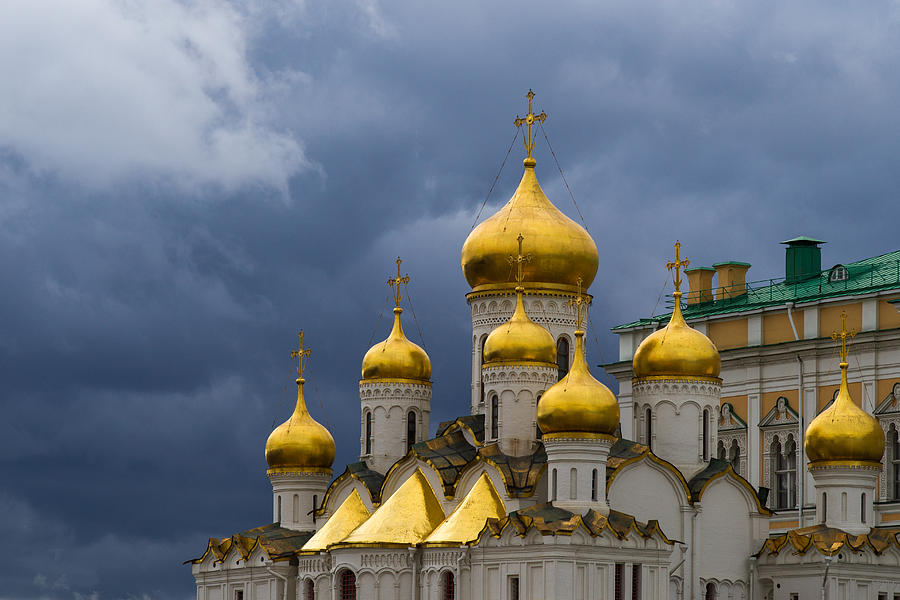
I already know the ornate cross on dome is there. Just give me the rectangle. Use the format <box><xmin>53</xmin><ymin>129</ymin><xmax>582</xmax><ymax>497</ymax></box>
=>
<box><xmin>831</xmin><ymin>311</ymin><xmax>857</xmax><ymax>363</ymax></box>
<box><xmin>666</xmin><ymin>241</ymin><xmax>690</xmax><ymax>292</ymax></box>
<box><xmin>387</xmin><ymin>257</ymin><xmax>410</xmax><ymax>308</ymax></box>
<box><xmin>513</xmin><ymin>90</ymin><xmax>547</xmax><ymax>160</ymax></box>
<box><xmin>290</xmin><ymin>330</ymin><xmax>312</xmax><ymax>379</ymax></box>
<box><xmin>569</xmin><ymin>276</ymin><xmax>587</xmax><ymax>331</ymax></box>
<box><xmin>507</xmin><ymin>234</ymin><xmax>532</xmax><ymax>284</ymax></box>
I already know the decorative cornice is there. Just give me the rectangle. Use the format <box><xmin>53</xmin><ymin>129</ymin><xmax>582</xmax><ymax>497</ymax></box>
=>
<box><xmin>359</xmin><ymin>378</ymin><xmax>432</xmax><ymax>387</ymax></box>
<box><xmin>267</xmin><ymin>467</ymin><xmax>333</xmax><ymax>477</ymax></box>
<box><xmin>542</xmin><ymin>432</ymin><xmax>615</xmax><ymax>442</ymax></box>
<box><xmin>808</xmin><ymin>460</ymin><xmax>882</xmax><ymax>471</ymax></box>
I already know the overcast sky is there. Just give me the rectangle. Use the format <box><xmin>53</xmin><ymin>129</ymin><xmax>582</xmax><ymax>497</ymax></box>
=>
<box><xmin>2</xmin><ymin>1</ymin><xmax>900</xmax><ymax>597</ymax></box>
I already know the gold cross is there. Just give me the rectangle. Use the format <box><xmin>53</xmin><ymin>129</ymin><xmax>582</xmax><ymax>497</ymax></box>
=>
<box><xmin>507</xmin><ymin>233</ymin><xmax>532</xmax><ymax>284</ymax></box>
<box><xmin>831</xmin><ymin>311</ymin><xmax>856</xmax><ymax>363</ymax></box>
<box><xmin>513</xmin><ymin>89</ymin><xmax>547</xmax><ymax>160</ymax></box>
<box><xmin>568</xmin><ymin>276</ymin><xmax>587</xmax><ymax>330</ymax></box>
<box><xmin>666</xmin><ymin>241</ymin><xmax>690</xmax><ymax>292</ymax></box>
<box><xmin>387</xmin><ymin>257</ymin><xmax>410</xmax><ymax>308</ymax></box>
<box><xmin>290</xmin><ymin>330</ymin><xmax>312</xmax><ymax>379</ymax></box>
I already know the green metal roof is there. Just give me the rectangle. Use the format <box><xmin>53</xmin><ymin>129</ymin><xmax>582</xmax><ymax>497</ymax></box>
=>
<box><xmin>613</xmin><ymin>249</ymin><xmax>900</xmax><ymax>331</ymax></box>
<box><xmin>712</xmin><ymin>261</ymin><xmax>751</xmax><ymax>267</ymax></box>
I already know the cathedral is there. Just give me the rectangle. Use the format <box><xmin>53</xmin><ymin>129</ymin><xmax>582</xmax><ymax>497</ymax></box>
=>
<box><xmin>189</xmin><ymin>93</ymin><xmax>900</xmax><ymax>600</ymax></box>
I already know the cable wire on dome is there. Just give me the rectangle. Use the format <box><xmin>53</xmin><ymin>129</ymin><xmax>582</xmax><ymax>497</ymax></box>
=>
<box><xmin>403</xmin><ymin>281</ymin><xmax>428</xmax><ymax>352</ymax></box>
<box><xmin>539</xmin><ymin>121</ymin><xmax>589</xmax><ymax>231</ymax></box>
<box><xmin>471</xmin><ymin>127</ymin><xmax>520</xmax><ymax>232</ymax></box>
<box><xmin>368</xmin><ymin>292</ymin><xmax>391</xmax><ymax>346</ymax></box>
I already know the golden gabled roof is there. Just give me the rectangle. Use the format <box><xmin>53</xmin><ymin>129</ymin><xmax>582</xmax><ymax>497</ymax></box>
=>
<box><xmin>423</xmin><ymin>472</ymin><xmax>507</xmax><ymax>546</ymax></box>
<box><xmin>301</xmin><ymin>489</ymin><xmax>371</xmax><ymax>552</ymax></box>
<box><xmin>338</xmin><ymin>469</ymin><xmax>445</xmax><ymax>547</ymax></box>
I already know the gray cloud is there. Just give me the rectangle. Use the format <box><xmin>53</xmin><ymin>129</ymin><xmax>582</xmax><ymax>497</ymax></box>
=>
<box><xmin>2</xmin><ymin>0</ymin><xmax>900</xmax><ymax>597</ymax></box>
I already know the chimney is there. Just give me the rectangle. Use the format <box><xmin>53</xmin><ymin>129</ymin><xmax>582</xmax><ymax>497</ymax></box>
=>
<box><xmin>685</xmin><ymin>267</ymin><xmax>715</xmax><ymax>305</ymax></box>
<box><xmin>713</xmin><ymin>261</ymin><xmax>751</xmax><ymax>300</ymax></box>
<box><xmin>782</xmin><ymin>236</ymin><xmax>825</xmax><ymax>284</ymax></box>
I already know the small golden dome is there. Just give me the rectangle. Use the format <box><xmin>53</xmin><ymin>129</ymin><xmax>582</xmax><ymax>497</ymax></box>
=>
<box><xmin>361</xmin><ymin>308</ymin><xmax>431</xmax><ymax>381</ymax></box>
<box><xmin>805</xmin><ymin>362</ymin><xmax>884</xmax><ymax>466</ymax></box>
<box><xmin>265</xmin><ymin>378</ymin><xmax>336</xmax><ymax>473</ymax></box>
<box><xmin>483</xmin><ymin>286</ymin><xmax>556</xmax><ymax>365</ymax></box>
<box><xmin>461</xmin><ymin>159</ymin><xmax>599</xmax><ymax>291</ymax></box>
<box><xmin>537</xmin><ymin>330</ymin><xmax>619</xmax><ymax>436</ymax></box>
<box><xmin>632</xmin><ymin>291</ymin><xmax>721</xmax><ymax>379</ymax></box>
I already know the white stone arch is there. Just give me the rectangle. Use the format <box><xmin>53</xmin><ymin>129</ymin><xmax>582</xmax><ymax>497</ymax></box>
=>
<box><xmin>379</xmin><ymin>455</ymin><xmax>446</xmax><ymax>507</ymax></box>
<box><xmin>607</xmin><ymin>455</ymin><xmax>691</xmax><ymax>539</ymax></box>
<box><xmin>453</xmin><ymin>460</ymin><xmax>507</xmax><ymax>503</ymax></box>
<box><xmin>322</xmin><ymin>475</ymin><xmax>376</xmax><ymax>515</ymax></box>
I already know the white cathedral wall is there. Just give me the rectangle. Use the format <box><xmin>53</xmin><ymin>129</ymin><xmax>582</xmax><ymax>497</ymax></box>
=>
<box><xmin>694</xmin><ymin>479</ymin><xmax>760</xmax><ymax>585</ymax></box>
<box><xmin>607</xmin><ymin>459</ymin><xmax>689</xmax><ymax>541</ymax></box>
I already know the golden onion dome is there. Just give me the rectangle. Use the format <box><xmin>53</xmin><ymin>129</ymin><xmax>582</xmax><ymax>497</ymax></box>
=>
<box><xmin>265</xmin><ymin>378</ymin><xmax>336</xmax><ymax>473</ymax></box>
<box><xmin>805</xmin><ymin>361</ymin><xmax>884</xmax><ymax>466</ymax></box>
<box><xmin>632</xmin><ymin>291</ymin><xmax>721</xmax><ymax>379</ymax></box>
<box><xmin>461</xmin><ymin>158</ymin><xmax>599</xmax><ymax>292</ymax></box>
<box><xmin>537</xmin><ymin>329</ymin><xmax>619</xmax><ymax>436</ymax></box>
<box><xmin>483</xmin><ymin>286</ymin><xmax>556</xmax><ymax>365</ymax></box>
<box><xmin>361</xmin><ymin>308</ymin><xmax>431</xmax><ymax>381</ymax></box>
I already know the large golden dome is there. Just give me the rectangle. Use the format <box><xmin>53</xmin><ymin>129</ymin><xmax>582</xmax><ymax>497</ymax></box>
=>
<box><xmin>537</xmin><ymin>330</ymin><xmax>619</xmax><ymax>436</ymax></box>
<box><xmin>483</xmin><ymin>286</ymin><xmax>556</xmax><ymax>365</ymax></box>
<box><xmin>632</xmin><ymin>291</ymin><xmax>721</xmax><ymax>379</ymax></box>
<box><xmin>361</xmin><ymin>308</ymin><xmax>431</xmax><ymax>381</ymax></box>
<box><xmin>461</xmin><ymin>158</ymin><xmax>599</xmax><ymax>292</ymax></box>
<box><xmin>265</xmin><ymin>378</ymin><xmax>336</xmax><ymax>473</ymax></box>
<box><xmin>805</xmin><ymin>361</ymin><xmax>884</xmax><ymax>466</ymax></box>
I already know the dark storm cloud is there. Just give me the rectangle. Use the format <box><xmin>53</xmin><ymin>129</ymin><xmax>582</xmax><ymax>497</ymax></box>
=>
<box><xmin>2</xmin><ymin>0</ymin><xmax>900</xmax><ymax>597</ymax></box>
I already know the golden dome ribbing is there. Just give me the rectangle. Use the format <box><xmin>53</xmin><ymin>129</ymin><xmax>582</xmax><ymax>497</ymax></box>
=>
<box><xmin>632</xmin><ymin>291</ymin><xmax>721</xmax><ymax>379</ymax></box>
<box><xmin>482</xmin><ymin>286</ymin><xmax>556</xmax><ymax>365</ymax></box>
<box><xmin>461</xmin><ymin>159</ymin><xmax>599</xmax><ymax>292</ymax></box>
<box><xmin>361</xmin><ymin>307</ymin><xmax>431</xmax><ymax>381</ymax></box>
<box><xmin>805</xmin><ymin>362</ymin><xmax>884</xmax><ymax>466</ymax></box>
<box><xmin>537</xmin><ymin>329</ymin><xmax>619</xmax><ymax>436</ymax></box>
<box><xmin>265</xmin><ymin>377</ymin><xmax>336</xmax><ymax>473</ymax></box>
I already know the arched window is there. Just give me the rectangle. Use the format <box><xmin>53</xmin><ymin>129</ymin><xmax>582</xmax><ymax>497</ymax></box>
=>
<box><xmin>861</xmin><ymin>493</ymin><xmax>867</xmax><ymax>523</ymax></box>
<box><xmin>491</xmin><ymin>395</ymin><xmax>499</xmax><ymax>440</ymax></box>
<box><xmin>591</xmin><ymin>469</ymin><xmax>598</xmax><ymax>501</ymax></box>
<box><xmin>277</xmin><ymin>495</ymin><xmax>282</xmax><ymax>523</ymax></box>
<box><xmin>312</xmin><ymin>494</ymin><xmax>318</xmax><ymax>524</ymax></box>
<box><xmin>305</xmin><ymin>579</ymin><xmax>315</xmax><ymax>600</ymax></box>
<box><xmin>704</xmin><ymin>582</ymin><xmax>716</xmax><ymax>600</ymax></box>
<box><xmin>889</xmin><ymin>426</ymin><xmax>900</xmax><ymax>500</ymax></box>
<box><xmin>557</xmin><ymin>337</ymin><xmax>570</xmax><ymax>381</ymax></box>
<box><xmin>480</xmin><ymin>336</ymin><xmax>488</xmax><ymax>406</ymax></box>
<box><xmin>774</xmin><ymin>435</ymin><xmax>797</xmax><ymax>509</ymax></box>
<box><xmin>365</xmin><ymin>412</ymin><xmax>372</xmax><ymax>455</ymax></box>
<box><xmin>551</xmin><ymin>468</ymin><xmax>558</xmax><ymax>501</ymax></box>
<box><xmin>702</xmin><ymin>409</ymin><xmax>710</xmax><ymax>461</ymax></box>
<box><xmin>645</xmin><ymin>407</ymin><xmax>652</xmax><ymax>450</ymax></box>
<box><xmin>292</xmin><ymin>494</ymin><xmax>299</xmax><ymax>523</ymax></box>
<box><xmin>570</xmin><ymin>467</ymin><xmax>577</xmax><ymax>500</ymax></box>
<box><xmin>841</xmin><ymin>492</ymin><xmax>848</xmax><ymax>520</ymax></box>
<box><xmin>340</xmin><ymin>570</ymin><xmax>356</xmax><ymax>600</ymax></box>
<box><xmin>822</xmin><ymin>492</ymin><xmax>827</xmax><ymax>523</ymax></box>
<box><xmin>407</xmin><ymin>410</ymin><xmax>416</xmax><ymax>452</ymax></box>
<box><xmin>717</xmin><ymin>440</ymin><xmax>726</xmax><ymax>461</ymax></box>
<box><xmin>729</xmin><ymin>439</ymin><xmax>741</xmax><ymax>475</ymax></box>
<box><xmin>442</xmin><ymin>571</ymin><xmax>455</xmax><ymax>600</ymax></box>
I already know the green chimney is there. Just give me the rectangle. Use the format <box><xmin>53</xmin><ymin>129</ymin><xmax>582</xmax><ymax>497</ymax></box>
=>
<box><xmin>781</xmin><ymin>236</ymin><xmax>825</xmax><ymax>284</ymax></box>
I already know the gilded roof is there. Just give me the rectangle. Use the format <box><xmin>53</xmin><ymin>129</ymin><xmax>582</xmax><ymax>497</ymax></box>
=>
<box><xmin>188</xmin><ymin>523</ymin><xmax>314</xmax><ymax>564</ymax></box>
<box><xmin>338</xmin><ymin>469</ymin><xmax>445</xmax><ymax>547</ymax></box>
<box><xmin>319</xmin><ymin>461</ymin><xmax>384</xmax><ymax>515</ymax></box>
<box><xmin>757</xmin><ymin>524</ymin><xmax>900</xmax><ymax>558</ymax></box>
<box><xmin>301</xmin><ymin>489</ymin><xmax>371</xmax><ymax>552</ymax></box>
<box><xmin>477</xmin><ymin>502</ymin><xmax>674</xmax><ymax>545</ymax></box>
<box><xmin>606</xmin><ymin>437</ymin><xmax>649</xmax><ymax>473</ymax></box>
<box><xmin>436</xmin><ymin>414</ymin><xmax>485</xmax><ymax>444</ymax></box>
<box><xmin>423</xmin><ymin>472</ymin><xmax>507</xmax><ymax>546</ymax></box>
<box><xmin>409</xmin><ymin>429</ymin><xmax>478</xmax><ymax>497</ymax></box>
<box><xmin>479</xmin><ymin>442</ymin><xmax>547</xmax><ymax>497</ymax></box>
